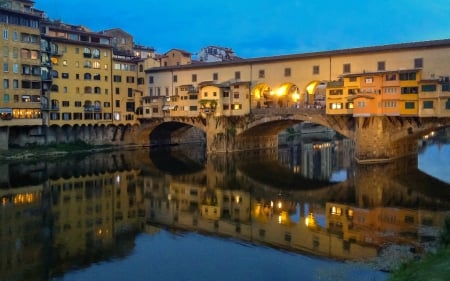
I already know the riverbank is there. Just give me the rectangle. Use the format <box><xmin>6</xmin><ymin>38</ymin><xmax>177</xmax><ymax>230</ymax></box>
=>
<box><xmin>0</xmin><ymin>143</ymin><xmax>142</xmax><ymax>162</ymax></box>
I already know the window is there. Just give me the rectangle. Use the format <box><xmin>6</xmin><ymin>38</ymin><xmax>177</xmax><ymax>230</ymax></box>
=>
<box><xmin>384</xmin><ymin>87</ymin><xmax>397</xmax><ymax>94</ymax></box>
<box><xmin>191</xmin><ymin>74</ymin><xmax>197</xmax><ymax>82</ymax></box>
<box><xmin>284</xmin><ymin>67</ymin><xmax>291</xmax><ymax>77</ymax></box>
<box><xmin>3</xmin><ymin>79</ymin><xmax>9</xmax><ymax>89</ymax></box>
<box><xmin>343</xmin><ymin>63</ymin><xmax>351</xmax><ymax>73</ymax></box>
<box><xmin>83</xmin><ymin>47</ymin><xmax>91</xmax><ymax>57</ymax></box>
<box><xmin>442</xmin><ymin>84</ymin><xmax>450</xmax><ymax>92</ymax></box>
<box><xmin>423</xmin><ymin>101</ymin><xmax>433</xmax><ymax>109</ymax></box>
<box><xmin>2</xmin><ymin>46</ymin><xmax>8</xmax><ymax>57</ymax></box>
<box><xmin>405</xmin><ymin>102</ymin><xmax>415</xmax><ymax>109</ymax></box>
<box><xmin>149</xmin><ymin>76</ymin><xmax>154</xmax><ymax>84</ymax></box>
<box><xmin>401</xmin><ymin>87</ymin><xmax>418</xmax><ymax>94</ymax></box>
<box><xmin>385</xmin><ymin>73</ymin><xmax>397</xmax><ymax>81</ymax></box>
<box><xmin>235</xmin><ymin>71</ymin><xmax>241</xmax><ymax>80</ymax></box>
<box><xmin>313</xmin><ymin>65</ymin><xmax>319</xmax><ymax>75</ymax></box>
<box><xmin>258</xmin><ymin>69</ymin><xmax>265</xmax><ymax>78</ymax></box>
<box><xmin>213</xmin><ymin>73</ymin><xmax>218</xmax><ymax>80</ymax></box>
<box><xmin>3</xmin><ymin>63</ymin><xmax>8</xmax><ymax>72</ymax></box>
<box><xmin>62</xmin><ymin>73</ymin><xmax>69</xmax><ymax>79</ymax></box>
<box><xmin>84</xmin><ymin>73</ymin><xmax>91</xmax><ymax>80</ymax></box>
<box><xmin>92</xmin><ymin>48</ymin><xmax>100</xmax><ymax>58</ymax></box>
<box><xmin>62</xmin><ymin>101</ymin><xmax>69</xmax><ymax>107</ymax></box>
<box><xmin>421</xmin><ymin>85</ymin><xmax>436</xmax><ymax>92</ymax></box>
<box><xmin>377</xmin><ymin>61</ymin><xmax>385</xmax><ymax>71</ymax></box>
<box><xmin>115</xmin><ymin>88</ymin><xmax>120</xmax><ymax>95</ymax></box>
<box><xmin>3</xmin><ymin>29</ymin><xmax>8</xmax><ymax>40</ymax></box>
<box><xmin>414</xmin><ymin>58</ymin><xmax>423</xmax><ymax>68</ymax></box>
<box><xmin>3</xmin><ymin>94</ymin><xmax>9</xmax><ymax>103</ymax></box>
<box><xmin>13</xmin><ymin>79</ymin><xmax>18</xmax><ymax>89</ymax></box>
<box><xmin>399</xmin><ymin>72</ymin><xmax>416</xmax><ymax>81</ymax></box>
<box><xmin>445</xmin><ymin>99</ymin><xmax>450</xmax><ymax>109</ymax></box>
<box><xmin>113</xmin><ymin>75</ymin><xmax>121</xmax><ymax>82</ymax></box>
<box><xmin>13</xmin><ymin>31</ymin><xmax>18</xmax><ymax>41</ymax></box>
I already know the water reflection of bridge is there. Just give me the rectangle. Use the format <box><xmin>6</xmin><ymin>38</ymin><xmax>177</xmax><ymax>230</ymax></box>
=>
<box><xmin>1</xmin><ymin>141</ymin><xmax>449</xmax><ymax>278</ymax></box>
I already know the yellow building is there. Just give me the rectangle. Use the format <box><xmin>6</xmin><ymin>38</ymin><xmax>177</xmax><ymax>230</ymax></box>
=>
<box><xmin>41</xmin><ymin>21</ymin><xmax>113</xmax><ymax>126</ymax></box>
<box><xmin>0</xmin><ymin>0</ymin><xmax>43</xmax><ymax>127</ymax></box>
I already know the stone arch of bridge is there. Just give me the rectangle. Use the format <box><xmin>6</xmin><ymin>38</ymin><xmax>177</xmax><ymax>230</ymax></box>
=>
<box><xmin>135</xmin><ymin>118</ymin><xmax>207</xmax><ymax>146</ymax></box>
<box><xmin>239</xmin><ymin>114</ymin><xmax>352</xmax><ymax>139</ymax></box>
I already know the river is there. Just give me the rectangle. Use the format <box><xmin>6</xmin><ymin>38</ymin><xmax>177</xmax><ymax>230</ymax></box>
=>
<box><xmin>0</xmin><ymin>128</ymin><xmax>449</xmax><ymax>281</ymax></box>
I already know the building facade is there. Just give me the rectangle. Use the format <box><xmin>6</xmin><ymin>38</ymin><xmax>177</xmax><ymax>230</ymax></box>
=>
<box><xmin>0</xmin><ymin>0</ymin><xmax>43</xmax><ymax>127</ymax></box>
<box><xmin>145</xmin><ymin>40</ymin><xmax>450</xmax><ymax>120</ymax></box>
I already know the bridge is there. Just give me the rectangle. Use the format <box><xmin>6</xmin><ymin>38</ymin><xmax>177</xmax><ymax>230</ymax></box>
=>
<box><xmin>132</xmin><ymin>107</ymin><xmax>450</xmax><ymax>164</ymax></box>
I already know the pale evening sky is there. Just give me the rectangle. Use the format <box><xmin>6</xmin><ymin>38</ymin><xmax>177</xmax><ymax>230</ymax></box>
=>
<box><xmin>35</xmin><ymin>0</ymin><xmax>450</xmax><ymax>58</ymax></box>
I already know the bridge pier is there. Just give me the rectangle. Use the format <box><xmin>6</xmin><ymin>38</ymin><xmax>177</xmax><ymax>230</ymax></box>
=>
<box><xmin>206</xmin><ymin>115</ymin><xmax>279</xmax><ymax>153</ymax></box>
<box><xmin>354</xmin><ymin>117</ymin><xmax>419</xmax><ymax>163</ymax></box>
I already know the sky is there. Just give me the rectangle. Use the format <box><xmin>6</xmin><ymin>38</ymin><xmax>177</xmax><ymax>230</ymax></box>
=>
<box><xmin>35</xmin><ymin>0</ymin><xmax>450</xmax><ymax>58</ymax></box>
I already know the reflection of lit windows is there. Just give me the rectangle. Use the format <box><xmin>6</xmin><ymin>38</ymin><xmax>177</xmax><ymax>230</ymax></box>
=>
<box><xmin>331</xmin><ymin>206</ymin><xmax>342</xmax><ymax>215</ymax></box>
<box><xmin>347</xmin><ymin>209</ymin><xmax>354</xmax><ymax>217</ymax></box>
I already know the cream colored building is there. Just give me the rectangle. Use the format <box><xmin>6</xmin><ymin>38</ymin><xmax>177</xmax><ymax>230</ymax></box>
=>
<box><xmin>145</xmin><ymin>39</ymin><xmax>450</xmax><ymax>119</ymax></box>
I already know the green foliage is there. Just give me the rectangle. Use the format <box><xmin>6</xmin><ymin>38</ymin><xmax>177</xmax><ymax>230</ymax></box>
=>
<box><xmin>440</xmin><ymin>214</ymin><xmax>450</xmax><ymax>247</ymax></box>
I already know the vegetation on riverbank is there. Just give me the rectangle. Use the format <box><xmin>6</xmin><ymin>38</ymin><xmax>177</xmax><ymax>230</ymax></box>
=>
<box><xmin>389</xmin><ymin>215</ymin><xmax>450</xmax><ymax>281</ymax></box>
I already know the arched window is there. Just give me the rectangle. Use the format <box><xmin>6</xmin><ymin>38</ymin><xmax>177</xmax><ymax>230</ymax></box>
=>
<box><xmin>139</xmin><ymin>64</ymin><xmax>143</xmax><ymax>72</ymax></box>
<box><xmin>84</xmin><ymin>86</ymin><xmax>92</xmax><ymax>94</ymax></box>
<box><xmin>94</xmin><ymin>100</ymin><xmax>101</xmax><ymax>111</ymax></box>
<box><xmin>50</xmin><ymin>84</ymin><xmax>59</xmax><ymax>92</ymax></box>
<box><xmin>94</xmin><ymin>87</ymin><xmax>101</xmax><ymax>94</ymax></box>
<box><xmin>84</xmin><ymin>73</ymin><xmax>91</xmax><ymax>80</ymax></box>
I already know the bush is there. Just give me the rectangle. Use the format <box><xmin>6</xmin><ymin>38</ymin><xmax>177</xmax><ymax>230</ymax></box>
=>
<box><xmin>440</xmin><ymin>214</ymin><xmax>450</xmax><ymax>247</ymax></box>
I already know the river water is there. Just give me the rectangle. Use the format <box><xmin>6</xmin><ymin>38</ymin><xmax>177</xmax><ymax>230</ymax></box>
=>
<box><xmin>1</xmin><ymin>128</ymin><xmax>449</xmax><ymax>281</ymax></box>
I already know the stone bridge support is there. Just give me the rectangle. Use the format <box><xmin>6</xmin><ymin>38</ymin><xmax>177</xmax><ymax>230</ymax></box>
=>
<box><xmin>354</xmin><ymin>116</ymin><xmax>428</xmax><ymax>163</ymax></box>
<box><xmin>206</xmin><ymin>115</ymin><xmax>279</xmax><ymax>153</ymax></box>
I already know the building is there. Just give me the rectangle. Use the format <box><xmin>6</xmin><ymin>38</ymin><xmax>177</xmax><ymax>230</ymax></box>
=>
<box><xmin>197</xmin><ymin>46</ymin><xmax>239</xmax><ymax>62</ymax></box>
<box><xmin>0</xmin><ymin>0</ymin><xmax>44</xmax><ymax>128</ymax></box>
<box><xmin>160</xmin><ymin>48</ymin><xmax>192</xmax><ymax>67</ymax></box>
<box><xmin>40</xmin><ymin>20</ymin><xmax>113</xmax><ymax>127</ymax></box>
<box><xmin>145</xmin><ymin>39</ymin><xmax>450</xmax><ymax>120</ymax></box>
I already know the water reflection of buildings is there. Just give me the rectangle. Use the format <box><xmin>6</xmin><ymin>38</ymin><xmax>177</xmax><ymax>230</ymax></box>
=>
<box><xmin>146</xmin><ymin>179</ymin><xmax>449</xmax><ymax>263</ymax></box>
<box><xmin>1</xmin><ymin>143</ymin><xmax>449</xmax><ymax>279</ymax></box>
<box><xmin>0</xmin><ymin>168</ymin><xmax>146</xmax><ymax>280</ymax></box>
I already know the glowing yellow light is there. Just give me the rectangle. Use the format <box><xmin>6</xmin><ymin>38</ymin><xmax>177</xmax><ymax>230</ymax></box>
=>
<box><xmin>306</xmin><ymin>81</ymin><xmax>318</xmax><ymax>95</ymax></box>
<box><xmin>277</xmin><ymin>201</ymin><xmax>282</xmax><ymax>209</ymax></box>
<box><xmin>254</xmin><ymin>89</ymin><xmax>261</xmax><ymax>99</ymax></box>
<box><xmin>292</xmin><ymin>91</ymin><xmax>300</xmax><ymax>102</ymax></box>
<box><xmin>305</xmin><ymin>212</ymin><xmax>315</xmax><ymax>227</ymax></box>
<box><xmin>270</xmin><ymin>200</ymin><xmax>274</xmax><ymax>208</ymax></box>
<box><xmin>235</xmin><ymin>196</ymin><xmax>240</xmax><ymax>204</ymax></box>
